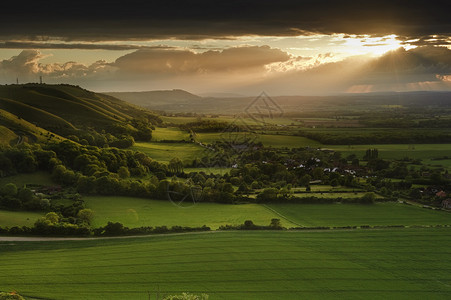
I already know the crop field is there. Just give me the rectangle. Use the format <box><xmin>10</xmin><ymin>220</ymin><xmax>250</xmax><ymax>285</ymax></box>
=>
<box><xmin>132</xmin><ymin>142</ymin><xmax>205</xmax><ymax>164</ymax></box>
<box><xmin>151</xmin><ymin>127</ymin><xmax>190</xmax><ymax>141</ymax></box>
<box><xmin>0</xmin><ymin>210</ymin><xmax>43</xmax><ymax>227</ymax></box>
<box><xmin>327</xmin><ymin>143</ymin><xmax>451</xmax><ymax>160</ymax></box>
<box><xmin>267</xmin><ymin>203</ymin><xmax>451</xmax><ymax>227</ymax></box>
<box><xmin>84</xmin><ymin>196</ymin><xmax>295</xmax><ymax>229</ymax></box>
<box><xmin>1</xmin><ymin>228</ymin><xmax>451</xmax><ymax>299</ymax></box>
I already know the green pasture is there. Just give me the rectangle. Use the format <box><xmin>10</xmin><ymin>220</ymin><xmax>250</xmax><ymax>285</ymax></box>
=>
<box><xmin>327</xmin><ymin>144</ymin><xmax>451</xmax><ymax>160</ymax></box>
<box><xmin>84</xmin><ymin>196</ymin><xmax>295</xmax><ymax>229</ymax></box>
<box><xmin>422</xmin><ymin>158</ymin><xmax>451</xmax><ymax>170</ymax></box>
<box><xmin>160</xmin><ymin>116</ymin><xmax>199</xmax><ymax>124</ymax></box>
<box><xmin>1</xmin><ymin>228</ymin><xmax>451</xmax><ymax>299</ymax></box>
<box><xmin>132</xmin><ymin>142</ymin><xmax>204</xmax><ymax>164</ymax></box>
<box><xmin>196</xmin><ymin>132</ymin><xmax>320</xmax><ymax>148</ymax></box>
<box><xmin>292</xmin><ymin>185</ymin><xmax>365</xmax><ymax>192</ymax></box>
<box><xmin>152</xmin><ymin>127</ymin><xmax>190</xmax><ymax>141</ymax></box>
<box><xmin>267</xmin><ymin>202</ymin><xmax>451</xmax><ymax>227</ymax></box>
<box><xmin>0</xmin><ymin>210</ymin><xmax>43</xmax><ymax>227</ymax></box>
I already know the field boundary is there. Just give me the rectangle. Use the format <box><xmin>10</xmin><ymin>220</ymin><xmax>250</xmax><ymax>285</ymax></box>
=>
<box><xmin>260</xmin><ymin>204</ymin><xmax>304</xmax><ymax>227</ymax></box>
<box><xmin>1</xmin><ymin>226</ymin><xmax>451</xmax><ymax>242</ymax></box>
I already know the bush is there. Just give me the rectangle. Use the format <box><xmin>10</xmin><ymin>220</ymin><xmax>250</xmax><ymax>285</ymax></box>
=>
<box><xmin>163</xmin><ymin>293</ymin><xmax>209</xmax><ymax>300</ymax></box>
<box><xmin>0</xmin><ymin>292</ymin><xmax>25</xmax><ymax>300</ymax></box>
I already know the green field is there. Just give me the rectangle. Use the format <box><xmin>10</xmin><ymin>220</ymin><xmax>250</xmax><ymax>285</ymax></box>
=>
<box><xmin>290</xmin><ymin>192</ymin><xmax>383</xmax><ymax>198</ymax></box>
<box><xmin>132</xmin><ymin>142</ymin><xmax>205</xmax><ymax>164</ymax></box>
<box><xmin>196</xmin><ymin>132</ymin><xmax>320</xmax><ymax>148</ymax></box>
<box><xmin>327</xmin><ymin>144</ymin><xmax>451</xmax><ymax>160</ymax></box>
<box><xmin>85</xmin><ymin>196</ymin><xmax>295</xmax><ymax>229</ymax></box>
<box><xmin>267</xmin><ymin>203</ymin><xmax>451</xmax><ymax>227</ymax></box>
<box><xmin>0</xmin><ymin>210</ymin><xmax>43</xmax><ymax>227</ymax></box>
<box><xmin>1</xmin><ymin>229</ymin><xmax>451</xmax><ymax>299</ymax></box>
<box><xmin>151</xmin><ymin>127</ymin><xmax>190</xmax><ymax>141</ymax></box>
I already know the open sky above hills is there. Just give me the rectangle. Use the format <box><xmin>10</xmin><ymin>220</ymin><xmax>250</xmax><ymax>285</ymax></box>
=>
<box><xmin>0</xmin><ymin>0</ymin><xmax>450</xmax><ymax>95</ymax></box>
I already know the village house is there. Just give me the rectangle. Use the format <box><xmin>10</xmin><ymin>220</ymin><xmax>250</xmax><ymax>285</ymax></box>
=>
<box><xmin>442</xmin><ymin>199</ymin><xmax>451</xmax><ymax>209</ymax></box>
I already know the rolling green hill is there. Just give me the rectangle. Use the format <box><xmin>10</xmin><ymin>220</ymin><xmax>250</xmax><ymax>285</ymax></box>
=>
<box><xmin>0</xmin><ymin>84</ymin><xmax>161</xmax><ymax>144</ymax></box>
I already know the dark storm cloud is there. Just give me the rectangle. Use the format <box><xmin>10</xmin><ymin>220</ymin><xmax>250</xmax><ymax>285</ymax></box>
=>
<box><xmin>357</xmin><ymin>46</ymin><xmax>451</xmax><ymax>84</ymax></box>
<box><xmin>113</xmin><ymin>46</ymin><xmax>291</xmax><ymax>74</ymax></box>
<box><xmin>0</xmin><ymin>0</ymin><xmax>449</xmax><ymax>42</ymax></box>
<box><xmin>0</xmin><ymin>42</ymin><xmax>173</xmax><ymax>51</ymax></box>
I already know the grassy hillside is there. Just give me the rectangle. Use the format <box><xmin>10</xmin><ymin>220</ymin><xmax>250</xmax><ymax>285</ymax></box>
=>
<box><xmin>1</xmin><ymin>229</ymin><xmax>450</xmax><ymax>299</ymax></box>
<box><xmin>0</xmin><ymin>125</ymin><xmax>16</xmax><ymax>145</ymax></box>
<box><xmin>0</xmin><ymin>84</ymin><xmax>160</xmax><ymax>141</ymax></box>
<box><xmin>106</xmin><ymin>89</ymin><xmax>202</xmax><ymax>108</ymax></box>
<box><xmin>0</xmin><ymin>108</ymin><xmax>66</xmax><ymax>144</ymax></box>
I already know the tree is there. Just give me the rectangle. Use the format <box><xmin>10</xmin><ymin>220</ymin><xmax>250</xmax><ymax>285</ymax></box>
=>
<box><xmin>77</xmin><ymin>209</ymin><xmax>94</xmax><ymax>225</ymax></box>
<box><xmin>168</xmin><ymin>157</ymin><xmax>183</xmax><ymax>174</ymax></box>
<box><xmin>0</xmin><ymin>183</ymin><xmax>18</xmax><ymax>197</ymax></box>
<box><xmin>118</xmin><ymin>166</ymin><xmax>130</xmax><ymax>179</ymax></box>
<box><xmin>270</xmin><ymin>218</ymin><xmax>282</xmax><ymax>229</ymax></box>
<box><xmin>243</xmin><ymin>220</ymin><xmax>255</xmax><ymax>228</ymax></box>
<box><xmin>163</xmin><ymin>293</ymin><xmax>209</xmax><ymax>300</ymax></box>
<box><xmin>256</xmin><ymin>188</ymin><xmax>278</xmax><ymax>203</ymax></box>
<box><xmin>361</xmin><ymin>192</ymin><xmax>376</xmax><ymax>204</ymax></box>
<box><xmin>18</xmin><ymin>187</ymin><xmax>34</xmax><ymax>203</ymax></box>
<box><xmin>299</xmin><ymin>174</ymin><xmax>312</xmax><ymax>187</ymax></box>
<box><xmin>44</xmin><ymin>212</ymin><xmax>60</xmax><ymax>224</ymax></box>
<box><xmin>312</xmin><ymin>168</ymin><xmax>324</xmax><ymax>180</ymax></box>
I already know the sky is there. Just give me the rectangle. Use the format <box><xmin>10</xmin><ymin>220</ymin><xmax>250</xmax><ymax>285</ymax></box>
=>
<box><xmin>0</xmin><ymin>0</ymin><xmax>450</xmax><ymax>95</ymax></box>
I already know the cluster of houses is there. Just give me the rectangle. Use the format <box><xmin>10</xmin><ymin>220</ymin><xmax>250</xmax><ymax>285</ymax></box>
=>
<box><xmin>435</xmin><ymin>190</ymin><xmax>451</xmax><ymax>209</ymax></box>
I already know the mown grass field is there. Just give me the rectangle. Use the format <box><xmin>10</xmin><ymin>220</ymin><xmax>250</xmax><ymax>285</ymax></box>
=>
<box><xmin>0</xmin><ymin>210</ymin><xmax>43</xmax><ymax>227</ymax></box>
<box><xmin>84</xmin><ymin>196</ymin><xmax>295</xmax><ymax>229</ymax></box>
<box><xmin>132</xmin><ymin>142</ymin><xmax>204</xmax><ymax>164</ymax></box>
<box><xmin>151</xmin><ymin>127</ymin><xmax>190</xmax><ymax>141</ymax></box>
<box><xmin>267</xmin><ymin>202</ymin><xmax>451</xmax><ymax>227</ymax></box>
<box><xmin>1</xmin><ymin>229</ymin><xmax>451</xmax><ymax>299</ymax></box>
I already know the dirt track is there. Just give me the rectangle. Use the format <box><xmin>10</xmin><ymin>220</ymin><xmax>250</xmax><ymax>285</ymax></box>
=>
<box><xmin>0</xmin><ymin>231</ymin><xmax>217</xmax><ymax>242</ymax></box>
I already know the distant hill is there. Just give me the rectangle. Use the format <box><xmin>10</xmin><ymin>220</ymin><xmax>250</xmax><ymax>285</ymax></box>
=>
<box><xmin>107</xmin><ymin>90</ymin><xmax>451</xmax><ymax>115</ymax></box>
<box><xmin>0</xmin><ymin>84</ymin><xmax>160</xmax><ymax>146</ymax></box>
<box><xmin>106</xmin><ymin>89</ymin><xmax>202</xmax><ymax>108</ymax></box>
